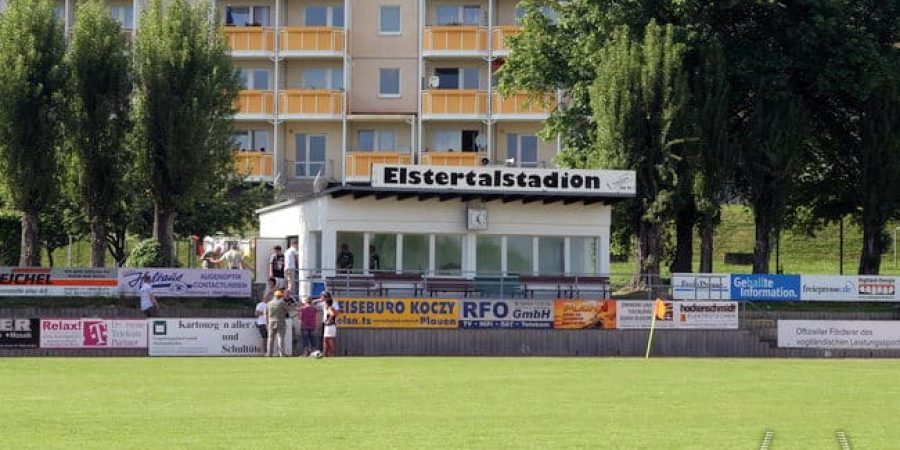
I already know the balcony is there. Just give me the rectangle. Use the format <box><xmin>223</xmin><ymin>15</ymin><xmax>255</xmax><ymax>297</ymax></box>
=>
<box><xmin>491</xmin><ymin>26</ymin><xmax>521</xmax><ymax>55</ymax></box>
<box><xmin>420</xmin><ymin>152</ymin><xmax>484</xmax><ymax>167</ymax></box>
<box><xmin>423</xmin><ymin>26</ymin><xmax>488</xmax><ymax>57</ymax></box>
<box><xmin>344</xmin><ymin>151</ymin><xmax>412</xmax><ymax>182</ymax></box>
<box><xmin>224</xmin><ymin>27</ymin><xmax>274</xmax><ymax>56</ymax></box>
<box><xmin>280</xmin><ymin>27</ymin><xmax>344</xmax><ymax>57</ymax></box>
<box><xmin>422</xmin><ymin>90</ymin><xmax>488</xmax><ymax>119</ymax></box>
<box><xmin>234</xmin><ymin>151</ymin><xmax>274</xmax><ymax>181</ymax></box>
<box><xmin>235</xmin><ymin>90</ymin><xmax>274</xmax><ymax>120</ymax></box>
<box><xmin>491</xmin><ymin>92</ymin><xmax>555</xmax><ymax>120</ymax></box>
<box><xmin>279</xmin><ymin>90</ymin><xmax>344</xmax><ymax>120</ymax></box>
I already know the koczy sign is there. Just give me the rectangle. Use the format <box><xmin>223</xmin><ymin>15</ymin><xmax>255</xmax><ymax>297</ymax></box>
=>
<box><xmin>371</xmin><ymin>164</ymin><xmax>636</xmax><ymax>195</ymax></box>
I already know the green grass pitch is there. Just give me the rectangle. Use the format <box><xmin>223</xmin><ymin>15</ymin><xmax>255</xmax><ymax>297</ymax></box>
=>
<box><xmin>1</xmin><ymin>358</ymin><xmax>898</xmax><ymax>449</ymax></box>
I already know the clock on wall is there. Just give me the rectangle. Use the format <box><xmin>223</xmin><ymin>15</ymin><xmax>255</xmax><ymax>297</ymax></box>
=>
<box><xmin>467</xmin><ymin>208</ymin><xmax>487</xmax><ymax>231</ymax></box>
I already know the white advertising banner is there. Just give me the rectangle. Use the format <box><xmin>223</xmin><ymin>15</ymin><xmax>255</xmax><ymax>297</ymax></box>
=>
<box><xmin>40</xmin><ymin>319</ymin><xmax>147</xmax><ymax>348</ymax></box>
<box><xmin>671</xmin><ymin>273</ymin><xmax>731</xmax><ymax>300</ymax></box>
<box><xmin>616</xmin><ymin>301</ymin><xmax>738</xmax><ymax>330</ymax></box>
<box><xmin>118</xmin><ymin>269</ymin><xmax>252</xmax><ymax>298</ymax></box>
<box><xmin>149</xmin><ymin>318</ymin><xmax>292</xmax><ymax>356</ymax></box>
<box><xmin>778</xmin><ymin>320</ymin><xmax>900</xmax><ymax>349</ymax></box>
<box><xmin>0</xmin><ymin>267</ymin><xmax>118</xmax><ymax>297</ymax></box>
<box><xmin>800</xmin><ymin>275</ymin><xmax>899</xmax><ymax>302</ymax></box>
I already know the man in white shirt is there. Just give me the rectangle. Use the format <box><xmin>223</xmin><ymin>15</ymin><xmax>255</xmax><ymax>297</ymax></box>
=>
<box><xmin>255</xmin><ymin>295</ymin><xmax>268</xmax><ymax>355</ymax></box>
<box><xmin>284</xmin><ymin>239</ymin><xmax>299</xmax><ymax>296</ymax></box>
<box><xmin>139</xmin><ymin>274</ymin><xmax>160</xmax><ymax>317</ymax></box>
<box><xmin>214</xmin><ymin>243</ymin><xmax>250</xmax><ymax>270</ymax></box>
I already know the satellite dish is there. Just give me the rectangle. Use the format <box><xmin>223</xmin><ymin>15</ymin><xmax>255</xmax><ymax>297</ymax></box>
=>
<box><xmin>428</xmin><ymin>76</ymin><xmax>440</xmax><ymax>88</ymax></box>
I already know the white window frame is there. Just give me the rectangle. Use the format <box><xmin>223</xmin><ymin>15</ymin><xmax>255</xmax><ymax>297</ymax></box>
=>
<box><xmin>379</xmin><ymin>68</ymin><xmax>401</xmax><ymax>98</ymax></box>
<box><xmin>358</xmin><ymin>129</ymin><xmax>397</xmax><ymax>151</ymax></box>
<box><xmin>226</xmin><ymin>5</ymin><xmax>270</xmax><ymax>26</ymax></box>
<box><xmin>434</xmin><ymin>67</ymin><xmax>480</xmax><ymax>90</ymax></box>
<box><xmin>239</xmin><ymin>69</ymin><xmax>271</xmax><ymax>90</ymax></box>
<box><xmin>232</xmin><ymin>129</ymin><xmax>271</xmax><ymax>151</ymax></box>
<box><xmin>435</xmin><ymin>4</ymin><xmax>482</xmax><ymax>26</ymax></box>
<box><xmin>378</xmin><ymin>5</ymin><xmax>402</xmax><ymax>35</ymax></box>
<box><xmin>432</xmin><ymin>130</ymin><xmax>460</xmax><ymax>151</ymax></box>
<box><xmin>295</xmin><ymin>133</ymin><xmax>328</xmax><ymax>178</ymax></box>
<box><xmin>305</xmin><ymin>5</ymin><xmax>345</xmax><ymax>28</ymax></box>
<box><xmin>507</xmin><ymin>133</ymin><xmax>540</xmax><ymax>168</ymax></box>
<box><xmin>302</xmin><ymin>68</ymin><xmax>343</xmax><ymax>90</ymax></box>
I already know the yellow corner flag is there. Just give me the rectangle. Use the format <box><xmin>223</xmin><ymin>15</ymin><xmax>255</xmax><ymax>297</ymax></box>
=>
<box><xmin>645</xmin><ymin>298</ymin><xmax>668</xmax><ymax>358</ymax></box>
<box><xmin>654</xmin><ymin>299</ymin><xmax>668</xmax><ymax>320</ymax></box>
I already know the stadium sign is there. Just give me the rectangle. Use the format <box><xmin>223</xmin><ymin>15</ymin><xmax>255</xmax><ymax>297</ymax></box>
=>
<box><xmin>778</xmin><ymin>320</ymin><xmax>900</xmax><ymax>349</ymax></box>
<box><xmin>149</xmin><ymin>318</ymin><xmax>281</xmax><ymax>356</ymax></box>
<box><xmin>0</xmin><ymin>318</ymin><xmax>39</xmax><ymax>349</ymax></box>
<box><xmin>39</xmin><ymin>319</ymin><xmax>147</xmax><ymax>349</ymax></box>
<box><xmin>459</xmin><ymin>300</ymin><xmax>553</xmax><ymax>329</ymax></box>
<box><xmin>0</xmin><ymin>267</ymin><xmax>118</xmax><ymax>297</ymax></box>
<box><xmin>615</xmin><ymin>301</ymin><xmax>738</xmax><ymax>330</ymax></box>
<box><xmin>552</xmin><ymin>300</ymin><xmax>617</xmax><ymax>329</ymax></box>
<box><xmin>118</xmin><ymin>269</ymin><xmax>252</xmax><ymax>298</ymax></box>
<box><xmin>336</xmin><ymin>298</ymin><xmax>458</xmax><ymax>328</ymax></box>
<box><xmin>672</xmin><ymin>273</ymin><xmax>731</xmax><ymax>300</ymax></box>
<box><xmin>371</xmin><ymin>164</ymin><xmax>636</xmax><ymax>195</ymax></box>
<box><xmin>730</xmin><ymin>274</ymin><xmax>801</xmax><ymax>301</ymax></box>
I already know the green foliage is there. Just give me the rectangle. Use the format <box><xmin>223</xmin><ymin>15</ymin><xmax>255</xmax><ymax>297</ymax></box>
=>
<box><xmin>126</xmin><ymin>239</ymin><xmax>167</xmax><ymax>268</ymax></box>
<box><xmin>0</xmin><ymin>210</ymin><xmax>21</xmax><ymax>265</ymax></box>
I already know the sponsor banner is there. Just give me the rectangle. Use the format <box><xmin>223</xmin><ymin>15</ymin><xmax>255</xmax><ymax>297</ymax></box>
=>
<box><xmin>0</xmin><ymin>318</ymin><xmax>40</xmax><ymax>349</ymax></box>
<box><xmin>149</xmin><ymin>318</ymin><xmax>279</xmax><ymax>356</ymax></box>
<box><xmin>778</xmin><ymin>320</ymin><xmax>900</xmax><ymax>349</ymax></box>
<box><xmin>119</xmin><ymin>268</ymin><xmax>251</xmax><ymax>298</ymax></box>
<box><xmin>553</xmin><ymin>300</ymin><xmax>616</xmax><ymax>329</ymax></box>
<box><xmin>856</xmin><ymin>276</ymin><xmax>898</xmax><ymax>301</ymax></box>
<box><xmin>800</xmin><ymin>276</ymin><xmax>860</xmax><ymax>301</ymax></box>
<box><xmin>730</xmin><ymin>274</ymin><xmax>801</xmax><ymax>301</ymax></box>
<box><xmin>672</xmin><ymin>273</ymin><xmax>731</xmax><ymax>300</ymax></box>
<box><xmin>40</xmin><ymin>319</ymin><xmax>147</xmax><ymax>349</ymax></box>
<box><xmin>0</xmin><ymin>267</ymin><xmax>118</xmax><ymax>297</ymax></box>
<box><xmin>337</xmin><ymin>298</ymin><xmax>458</xmax><ymax>328</ymax></box>
<box><xmin>616</xmin><ymin>301</ymin><xmax>738</xmax><ymax>330</ymax></box>
<box><xmin>459</xmin><ymin>300</ymin><xmax>553</xmax><ymax>329</ymax></box>
<box><xmin>371</xmin><ymin>164</ymin><xmax>636</xmax><ymax>196</ymax></box>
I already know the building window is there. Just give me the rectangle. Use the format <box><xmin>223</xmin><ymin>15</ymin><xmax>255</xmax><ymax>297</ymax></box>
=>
<box><xmin>302</xmin><ymin>68</ymin><xmax>343</xmax><ymax>90</ymax></box>
<box><xmin>433</xmin><ymin>68</ymin><xmax>479</xmax><ymax>90</ymax></box>
<box><xmin>476</xmin><ymin>236</ymin><xmax>501</xmax><ymax>274</ymax></box>
<box><xmin>305</xmin><ymin>5</ymin><xmax>344</xmax><ymax>28</ymax></box>
<box><xmin>358</xmin><ymin>130</ymin><xmax>396</xmax><ymax>151</ymax></box>
<box><xmin>336</xmin><ymin>232</ymin><xmax>363</xmax><ymax>272</ymax></box>
<box><xmin>109</xmin><ymin>5</ymin><xmax>134</xmax><ymax>29</ymax></box>
<box><xmin>295</xmin><ymin>134</ymin><xmax>326</xmax><ymax>178</ymax></box>
<box><xmin>232</xmin><ymin>130</ymin><xmax>270</xmax><ymax>151</ymax></box>
<box><xmin>435</xmin><ymin>235</ymin><xmax>462</xmax><ymax>275</ymax></box>
<box><xmin>436</xmin><ymin>5</ymin><xmax>481</xmax><ymax>26</ymax></box>
<box><xmin>226</xmin><ymin>6</ymin><xmax>270</xmax><ymax>26</ymax></box>
<box><xmin>379</xmin><ymin>68</ymin><xmax>400</xmax><ymax>97</ymax></box>
<box><xmin>432</xmin><ymin>129</ymin><xmax>481</xmax><ymax>152</ymax></box>
<box><xmin>538</xmin><ymin>237</ymin><xmax>565</xmax><ymax>275</ymax></box>
<box><xmin>514</xmin><ymin>5</ymin><xmax>558</xmax><ymax>25</ymax></box>
<box><xmin>370</xmin><ymin>234</ymin><xmax>397</xmax><ymax>272</ymax></box>
<box><xmin>571</xmin><ymin>237</ymin><xmax>600</xmax><ymax>275</ymax></box>
<box><xmin>239</xmin><ymin>69</ymin><xmax>270</xmax><ymax>90</ymax></box>
<box><xmin>401</xmin><ymin>234</ymin><xmax>428</xmax><ymax>273</ymax></box>
<box><xmin>231</xmin><ymin>132</ymin><xmax>250</xmax><ymax>151</ymax></box>
<box><xmin>379</xmin><ymin>5</ymin><xmax>401</xmax><ymax>34</ymax></box>
<box><xmin>506</xmin><ymin>236</ymin><xmax>533</xmax><ymax>274</ymax></box>
<box><xmin>506</xmin><ymin>134</ymin><xmax>539</xmax><ymax>167</ymax></box>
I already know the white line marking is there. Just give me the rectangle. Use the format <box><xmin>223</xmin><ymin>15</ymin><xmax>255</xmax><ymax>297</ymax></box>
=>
<box><xmin>836</xmin><ymin>431</ymin><xmax>851</xmax><ymax>450</ymax></box>
<box><xmin>759</xmin><ymin>430</ymin><xmax>775</xmax><ymax>450</ymax></box>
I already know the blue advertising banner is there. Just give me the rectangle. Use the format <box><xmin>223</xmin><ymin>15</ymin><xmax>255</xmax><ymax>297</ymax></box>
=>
<box><xmin>730</xmin><ymin>274</ymin><xmax>801</xmax><ymax>301</ymax></box>
<box><xmin>459</xmin><ymin>300</ymin><xmax>553</xmax><ymax>328</ymax></box>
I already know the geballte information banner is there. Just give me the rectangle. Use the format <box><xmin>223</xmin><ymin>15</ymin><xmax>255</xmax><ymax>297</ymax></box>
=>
<box><xmin>0</xmin><ymin>267</ymin><xmax>118</xmax><ymax>297</ymax></box>
<box><xmin>778</xmin><ymin>320</ymin><xmax>900</xmax><ymax>349</ymax></box>
<box><xmin>336</xmin><ymin>298</ymin><xmax>459</xmax><ymax>328</ymax></box>
<box><xmin>39</xmin><ymin>319</ymin><xmax>147</xmax><ymax>349</ymax></box>
<box><xmin>149</xmin><ymin>318</ymin><xmax>280</xmax><ymax>356</ymax></box>
<box><xmin>371</xmin><ymin>164</ymin><xmax>636</xmax><ymax>196</ymax></box>
<box><xmin>118</xmin><ymin>268</ymin><xmax>252</xmax><ymax>298</ymax></box>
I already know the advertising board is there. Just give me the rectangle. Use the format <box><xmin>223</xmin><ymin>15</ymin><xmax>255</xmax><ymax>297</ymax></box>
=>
<box><xmin>459</xmin><ymin>300</ymin><xmax>553</xmax><ymax>328</ymax></box>
<box><xmin>39</xmin><ymin>319</ymin><xmax>147</xmax><ymax>349</ymax></box>
<box><xmin>730</xmin><ymin>274</ymin><xmax>801</xmax><ymax>301</ymax></box>
<box><xmin>149</xmin><ymin>318</ymin><xmax>281</xmax><ymax>356</ymax></box>
<box><xmin>0</xmin><ymin>267</ymin><xmax>118</xmax><ymax>297</ymax></box>
<box><xmin>672</xmin><ymin>273</ymin><xmax>731</xmax><ymax>300</ymax></box>
<box><xmin>778</xmin><ymin>320</ymin><xmax>900</xmax><ymax>349</ymax></box>
<box><xmin>119</xmin><ymin>268</ymin><xmax>252</xmax><ymax>298</ymax></box>
<box><xmin>552</xmin><ymin>300</ymin><xmax>616</xmax><ymax>329</ymax></box>
<box><xmin>0</xmin><ymin>318</ymin><xmax>39</xmax><ymax>348</ymax></box>
<box><xmin>616</xmin><ymin>301</ymin><xmax>738</xmax><ymax>330</ymax></box>
<box><xmin>336</xmin><ymin>298</ymin><xmax>458</xmax><ymax>328</ymax></box>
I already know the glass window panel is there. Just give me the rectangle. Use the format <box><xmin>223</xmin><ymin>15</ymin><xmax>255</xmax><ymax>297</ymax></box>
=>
<box><xmin>228</xmin><ymin>6</ymin><xmax>250</xmax><ymax>25</ymax></box>
<box><xmin>476</xmin><ymin>236</ymin><xmax>501</xmax><ymax>274</ymax></box>
<box><xmin>380</xmin><ymin>6</ymin><xmax>401</xmax><ymax>33</ymax></box>
<box><xmin>433</xmin><ymin>130</ymin><xmax>459</xmax><ymax>151</ymax></box>
<box><xmin>463</xmin><ymin>6</ymin><xmax>481</xmax><ymax>25</ymax></box>
<box><xmin>379</xmin><ymin>69</ymin><xmax>400</xmax><ymax>95</ymax></box>
<box><xmin>331</xmin><ymin>69</ymin><xmax>343</xmax><ymax>90</ymax></box>
<box><xmin>538</xmin><ymin>237</ymin><xmax>565</xmax><ymax>275</ymax></box>
<box><xmin>252</xmin><ymin>70</ymin><xmax>269</xmax><ymax>90</ymax></box>
<box><xmin>520</xmin><ymin>135</ymin><xmax>538</xmax><ymax>167</ymax></box>
<box><xmin>295</xmin><ymin>134</ymin><xmax>307</xmax><ymax>177</ymax></box>
<box><xmin>336</xmin><ymin>232</ymin><xmax>364</xmax><ymax>272</ymax></box>
<box><xmin>309</xmin><ymin>135</ymin><xmax>326</xmax><ymax>160</ymax></box>
<box><xmin>358</xmin><ymin>130</ymin><xmax>375</xmax><ymax>151</ymax></box>
<box><xmin>402</xmin><ymin>234</ymin><xmax>428</xmax><ymax>273</ymax></box>
<box><xmin>571</xmin><ymin>237</ymin><xmax>599</xmax><ymax>275</ymax></box>
<box><xmin>308</xmin><ymin>163</ymin><xmax>324</xmax><ymax>177</ymax></box>
<box><xmin>232</xmin><ymin>132</ymin><xmax>249</xmax><ymax>150</ymax></box>
<box><xmin>238</xmin><ymin>69</ymin><xmax>250</xmax><ymax>88</ymax></box>
<box><xmin>515</xmin><ymin>6</ymin><xmax>526</xmax><ymax>19</ymax></box>
<box><xmin>251</xmin><ymin>130</ymin><xmax>269</xmax><ymax>151</ymax></box>
<box><xmin>436</xmin><ymin>6</ymin><xmax>458</xmax><ymax>25</ymax></box>
<box><xmin>305</xmin><ymin>6</ymin><xmax>327</xmax><ymax>26</ymax></box>
<box><xmin>252</xmin><ymin>6</ymin><xmax>270</xmax><ymax>26</ymax></box>
<box><xmin>506</xmin><ymin>236</ymin><xmax>533</xmax><ymax>274</ymax></box>
<box><xmin>370</xmin><ymin>234</ymin><xmax>397</xmax><ymax>272</ymax></box>
<box><xmin>303</xmin><ymin>68</ymin><xmax>328</xmax><ymax>89</ymax></box>
<box><xmin>435</xmin><ymin>68</ymin><xmax>459</xmax><ymax>90</ymax></box>
<box><xmin>462</xmin><ymin>68</ymin><xmax>480</xmax><ymax>89</ymax></box>
<box><xmin>379</xmin><ymin>131</ymin><xmax>396</xmax><ymax>150</ymax></box>
<box><xmin>435</xmin><ymin>235</ymin><xmax>462</xmax><ymax>275</ymax></box>
<box><xmin>332</xmin><ymin>6</ymin><xmax>345</xmax><ymax>27</ymax></box>
<box><xmin>506</xmin><ymin>133</ymin><xmax>517</xmax><ymax>159</ymax></box>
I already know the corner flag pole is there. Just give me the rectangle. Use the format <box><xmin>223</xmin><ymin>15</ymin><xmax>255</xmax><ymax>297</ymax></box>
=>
<box><xmin>645</xmin><ymin>299</ymin><xmax>666</xmax><ymax>358</ymax></box>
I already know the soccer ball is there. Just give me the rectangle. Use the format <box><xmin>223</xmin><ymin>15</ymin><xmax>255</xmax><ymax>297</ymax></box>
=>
<box><xmin>309</xmin><ymin>350</ymin><xmax>323</xmax><ymax>359</ymax></box>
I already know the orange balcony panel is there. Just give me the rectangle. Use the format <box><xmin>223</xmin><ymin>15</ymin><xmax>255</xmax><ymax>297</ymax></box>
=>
<box><xmin>234</xmin><ymin>151</ymin><xmax>274</xmax><ymax>179</ymax></box>
<box><xmin>491</xmin><ymin>92</ymin><xmax>556</xmax><ymax>116</ymax></box>
<box><xmin>423</xmin><ymin>26</ymin><xmax>488</xmax><ymax>53</ymax></box>
<box><xmin>492</xmin><ymin>26</ymin><xmax>521</xmax><ymax>52</ymax></box>
<box><xmin>236</xmin><ymin>90</ymin><xmax>274</xmax><ymax>115</ymax></box>
<box><xmin>224</xmin><ymin>27</ymin><xmax>274</xmax><ymax>52</ymax></box>
<box><xmin>279</xmin><ymin>90</ymin><xmax>344</xmax><ymax>116</ymax></box>
<box><xmin>421</xmin><ymin>152</ymin><xmax>483</xmax><ymax>167</ymax></box>
<box><xmin>281</xmin><ymin>27</ymin><xmax>344</xmax><ymax>53</ymax></box>
<box><xmin>345</xmin><ymin>151</ymin><xmax>412</xmax><ymax>180</ymax></box>
<box><xmin>422</xmin><ymin>90</ymin><xmax>488</xmax><ymax>116</ymax></box>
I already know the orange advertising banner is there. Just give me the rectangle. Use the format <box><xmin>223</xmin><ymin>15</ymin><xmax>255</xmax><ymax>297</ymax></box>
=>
<box><xmin>553</xmin><ymin>299</ymin><xmax>617</xmax><ymax>329</ymax></box>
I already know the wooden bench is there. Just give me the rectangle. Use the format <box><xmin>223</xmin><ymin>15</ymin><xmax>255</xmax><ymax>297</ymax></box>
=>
<box><xmin>325</xmin><ymin>275</ymin><xmax>377</xmax><ymax>297</ymax></box>
<box><xmin>374</xmin><ymin>272</ymin><xmax>423</xmax><ymax>296</ymax></box>
<box><xmin>423</xmin><ymin>277</ymin><xmax>477</xmax><ymax>297</ymax></box>
<box><xmin>570</xmin><ymin>276</ymin><xmax>611</xmax><ymax>298</ymax></box>
<box><xmin>519</xmin><ymin>275</ymin><xmax>573</xmax><ymax>298</ymax></box>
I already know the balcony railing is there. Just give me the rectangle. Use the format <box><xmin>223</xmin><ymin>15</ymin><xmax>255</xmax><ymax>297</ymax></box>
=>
<box><xmin>279</xmin><ymin>90</ymin><xmax>344</xmax><ymax>117</ymax></box>
<box><xmin>345</xmin><ymin>151</ymin><xmax>412</xmax><ymax>181</ymax></box>
<box><xmin>281</xmin><ymin>27</ymin><xmax>344</xmax><ymax>55</ymax></box>
<box><xmin>420</xmin><ymin>152</ymin><xmax>484</xmax><ymax>167</ymax></box>
<box><xmin>236</xmin><ymin>90</ymin><xmax>274</xmax><ymax>116</ymax></box>
<box><xmin>234</xmin><ymin>151</ymin><xmax>274</xmax><ymax>180</ymax></box>
<box><xmin>423</xmin><ymin>26</ymin><xmax>488</xmax><ymax>54</ymax></box>
<box><xmin>491</xmin><ymin>92</ymin><xmax>556</xmax><ymax>118</ymax></box>
<box><xmin>491</xmin><ymin>26</ymin><xmax>521</xmax><ymax>53</ymax></box>
<box><xmin>224</xmin><ymin>27</ymin><xmax>274</xmax><ymax>53</ymax></box>
<box><xmin>422</xmin><ymin>90</ymin><xmax>488</xmax><ymax>117</ymax></box>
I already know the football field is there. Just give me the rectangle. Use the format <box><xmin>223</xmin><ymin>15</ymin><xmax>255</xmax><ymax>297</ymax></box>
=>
<box><xmin>1</xmin><ymin>357</ymin><xmax>898</xmax><ymax>449</ymax></box>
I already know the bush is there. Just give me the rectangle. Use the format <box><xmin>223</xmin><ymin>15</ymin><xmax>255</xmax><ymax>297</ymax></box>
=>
<box><xmin>0</xmin><ymin>211</ymin><xmax>20</xmax><ymax>265</ymax></box>
<box><xmin>126</xmin><ymin>239</ymin><xmax>167</xmax><ymax>267</ymax></box>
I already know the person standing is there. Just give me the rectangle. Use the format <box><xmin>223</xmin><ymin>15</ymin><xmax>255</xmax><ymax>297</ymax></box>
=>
<box><xmin>214</xmin><ymin>243</ymin><xmax>251</xmax><ymax>270</ymax></box>
<box><xmin>313</xmin><ymin>291</ymin><xmax>340</xmax><ymax>353</ymax></box>
<box><xmin>336</xmin><ymin>244</ymin><xmax>354</xmax><ymax>272</ymax></box>
<box><xmin>299</xmin><ymin>297</ymin><xmax>318</xmax><ymax>356</ymax></box>
<box><xmin>139</xmin><ymin>274</ymin><xmax>160</xmax><ymax>317</ymax></box>
<box><xmin>200</xmin><ymin>246</ymin><xmax>221</xmax><ymax>269</ymax></box>
<box><xmin>368</xmin><ymin>245</ymin><xmax>380</xmax><ymax>271</ymax></box>
<box><xmin>322</xmin><ymin>297</ymin><xmax>337</xmax><ymax>357</ymax></box>
<box><xmin>269</xmin><ymin>245</ymin><xmax>286</xmax><ymax>289</ymax></box>
<box><xmin>284</xmin><ymin>239</ymin><xmax>299</xmax><ymax>295</ymax></box>
<box><xmin>266</xmin><ymin>290</ymin><xmax>290</xmax><ymax>357</ymax></box>
<box><xmin>255</xmin><ymin>294</ymin><xmax>268</xmax><ymax>355</ymax></box>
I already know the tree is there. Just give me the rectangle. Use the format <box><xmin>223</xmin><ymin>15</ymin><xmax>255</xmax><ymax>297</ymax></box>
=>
<box><xmin>590</xmin><ymin>21</ymin><xmax>691</xmax><ymax>285</ymax></box>
<box><xmin>0</xmin><ymin>0</ymin><xmax>67</xmax><ymax>266</ymax></box>
<box><xmin>132</xmin><ymin>0</ymin><xmax>240</xmax><ymax>266</ymax></box>
<box><xmin>66</xmin><ymin>0</ymin><xmax>132</xmax><ymax>267</ymax></box>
